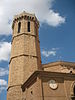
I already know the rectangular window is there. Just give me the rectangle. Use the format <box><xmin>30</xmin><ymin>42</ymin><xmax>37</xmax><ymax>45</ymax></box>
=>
<box><xmin>18</xmin><ymin>22</ymin><xmax>21</xmax><ymax>33</ymax></box>
<box><xmin>28</xmin><ymin>21</ymin><xmax>30</xmax><ymax>32</ymax></box>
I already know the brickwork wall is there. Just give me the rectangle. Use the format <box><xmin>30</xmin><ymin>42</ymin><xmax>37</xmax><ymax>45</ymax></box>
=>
<box><xmin>7</xmin><ymin>86</ymin><xmax>22</xmax><ymax>100</ymax></box>
<box><xmin>7</xmin><ymin>12</ymin><xmax>42</xmax><ymax>100</ymax></box>
<box><xmin>22</xmin><ymin>78</ymin><xmax>43</xmax><ymax>100</ymax></box>
<box><xmin>42</xmin><ymin>76</ymin><xmax>75</xmax><ymax>100</ymax></box>
<box><xmin>43</xmin><ymin>62</ymin><xmax>75</xmax><ymax>74</ymax></box>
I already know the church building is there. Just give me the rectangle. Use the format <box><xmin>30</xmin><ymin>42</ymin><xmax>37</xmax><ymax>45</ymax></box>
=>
<box><xmin>7</xmin><ymin>11</ymin><xmax>75</xmax><ymax>100</ymax></box>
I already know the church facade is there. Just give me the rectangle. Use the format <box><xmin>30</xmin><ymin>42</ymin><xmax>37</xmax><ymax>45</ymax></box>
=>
<box><xmin>7</xmin><ymin>12</ymin><xmax>75</xmax><ymax>100</ymax></box>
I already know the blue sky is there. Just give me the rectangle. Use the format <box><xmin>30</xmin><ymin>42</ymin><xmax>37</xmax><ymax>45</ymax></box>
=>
<box><xmin>0</xmin><ymin>0</ymin><xmax>75</xmax><ymax>99</ymax></box>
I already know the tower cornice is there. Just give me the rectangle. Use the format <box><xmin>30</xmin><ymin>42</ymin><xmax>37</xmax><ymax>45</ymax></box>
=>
<box><xmin>42</xmin><ymin>61</ymin><xmax>75</xmax><ymax>68</ymax></box>
<box><xmin>21</xmin><ymin>70</ymin><xmax>75</xmax><ymax>91</ymax></box>
<box><xmin>12</xmin><ymin>11</ymin><xmax>39</xmax><ymax>29</ymax></box>
<box><xmin>11</xmin><ymin>32</ymin><xmax>40</xmax><ymax>44</ymax></box>
<box><xmin>9</xmin><ymin>54</ymin><xmax>38</xmax><ymax>64</ymax></box>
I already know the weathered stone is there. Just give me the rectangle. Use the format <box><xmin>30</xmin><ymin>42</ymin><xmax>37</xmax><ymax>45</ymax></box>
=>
<box><xmin>7</xmin><ymin>11</ymin><xmax>75</xmax><ymax>100</ymax></box>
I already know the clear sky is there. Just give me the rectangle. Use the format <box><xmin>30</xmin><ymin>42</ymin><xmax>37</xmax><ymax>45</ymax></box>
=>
<box><xmin>0</xmin><ymin>0</ymin><xmax>75</xmax><ymax>99</ymax></box>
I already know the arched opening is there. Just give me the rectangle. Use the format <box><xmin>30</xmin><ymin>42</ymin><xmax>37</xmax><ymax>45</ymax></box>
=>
<box><xmin>18</xmin><ymin>22</ymin><xmax>21</xmax><ymax>33</ymax></box>
<box><xmin>73</xmin><ymin>85</ymin><xmax>75</xmax><ymax>96</ymax></box>
<box><xmin>28</xmin><ymin>21</ymin><xmax>30</xmax><ymax>32</ymax></box>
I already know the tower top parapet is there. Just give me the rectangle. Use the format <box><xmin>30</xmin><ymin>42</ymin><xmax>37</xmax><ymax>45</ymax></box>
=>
<box><xmin>12</xmin><ymin>11</ymin><xmax>39</xmax><ymax>29</ymax></box>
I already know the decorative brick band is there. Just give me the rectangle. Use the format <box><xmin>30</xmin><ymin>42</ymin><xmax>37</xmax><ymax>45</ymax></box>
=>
<box><xmin>11</xmin><ymin>32</ymin><xmax>37</xmax><ymax>44</ymax></box>
<box><xmin>7</xmin><ymin>84</ymin><xmax>22</xmax><ymax>91</ymax></box>
<box><xmin>9</xmin><ymin>54</ymin><xmax>38</xmax><ymax>64</ymax></box>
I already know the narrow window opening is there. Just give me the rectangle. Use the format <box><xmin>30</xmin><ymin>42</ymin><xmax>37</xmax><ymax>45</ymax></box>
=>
<box><xmin>70</xmin><ymin>70</ymin><xmax>72</xmax><ymax>74</ymax></box>
<box><xmin>18</xmin><ymin>22</ymin><xmax>21</xmax><ymax>33</ymax></box>
<box><xmin>28</xmin><ymin>21</ymin><xmax>30</xmax><ymax>32</ymax></box>
<box><xmin>31</xmin><ymin>91</ymin><xmax>33</xmax><ymax>95</ymax></box>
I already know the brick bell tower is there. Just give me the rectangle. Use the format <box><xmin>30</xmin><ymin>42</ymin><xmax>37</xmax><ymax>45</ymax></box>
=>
<box><xmin>7</xmin><ymin>11</ymin><xmax>42</xmax><ymax>100</ymax></box>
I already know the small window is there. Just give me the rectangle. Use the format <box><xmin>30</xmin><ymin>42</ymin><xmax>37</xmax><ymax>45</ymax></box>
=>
<box><xmin>28</xmin><ymin>21</ymin><xmax>30</xmax><ymax>32</ymax></box>
<box><xmin>74</xmin><ymin>85</ymin><xmax>75</xmax><ymax>96</ymax></box>
<box><xmin>31</xmin><ymin>91</ymin><xmax>33</xmax><ymax>95</ymax></box>
<box><xmin>18</xmin><ymin>22</ymin><xmax>21</xmax><ymax>33</ymax></box>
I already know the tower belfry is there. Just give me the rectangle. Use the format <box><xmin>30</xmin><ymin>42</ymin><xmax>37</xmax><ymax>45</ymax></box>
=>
<box><xmin>7</xmin><ymin>11</ymin><xmax>42</xmax><ymax>100</ymax></box>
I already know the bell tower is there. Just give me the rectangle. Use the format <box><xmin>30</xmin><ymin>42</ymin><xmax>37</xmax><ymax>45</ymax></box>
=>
<box><xmin>7</xmin><ymin>11</ymin><xmax>42</xmax><ymax>100</ymax></box>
